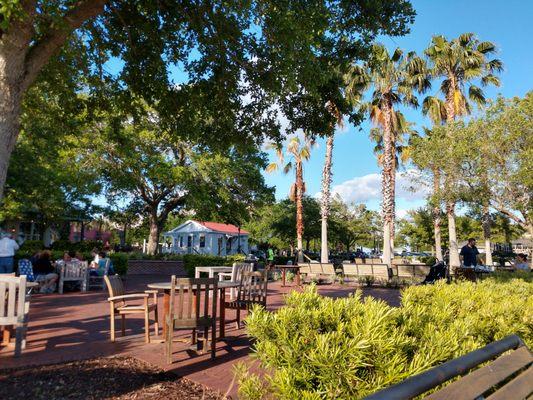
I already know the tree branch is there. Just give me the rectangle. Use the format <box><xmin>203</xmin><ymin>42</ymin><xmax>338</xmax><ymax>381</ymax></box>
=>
<box><xmin>22</xmin><ymin>0</ymin><xmax>107</xmax><ymax>91</ymax></box>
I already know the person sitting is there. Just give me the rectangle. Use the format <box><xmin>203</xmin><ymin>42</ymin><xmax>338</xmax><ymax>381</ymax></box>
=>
<box><xmin>513</xmin><ymin>254</ymin><xmax>530</xmax><ymax>272</ymax></box>
<box><xmin>33</xmin><ymin>250</ymin><xmax>59</xmax><ymax>293</ymax></box>
<box><xmin>62</xmin><ymin>252</ymin><xmax>72</xmax><ymax>262</ymax></box>
<box><xmin>90</xmin><ymin>251</ymin><xmax>114</xmax><ymax>276</ymax></box>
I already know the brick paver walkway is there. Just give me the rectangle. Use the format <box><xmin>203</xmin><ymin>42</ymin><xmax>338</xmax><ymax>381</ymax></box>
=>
<box><xmin>0</xmin><ymin>276</ymin><xmax>400</xmax><ymax>397</ymax></box>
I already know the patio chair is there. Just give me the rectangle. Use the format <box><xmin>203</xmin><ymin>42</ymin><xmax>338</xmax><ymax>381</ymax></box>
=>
<box><xmin>58</xmin><ymin>261</ymin><xmax>88</xmax><ymax>294</ymax></box>
<box><xmin>104</xmin><ymin>274</ymin><xmax>159</xmax><ymax>343</ymax></box>
<box><xmin>217</xmin><ymin>262</ymin><xmax>254</xmax><ymax>300</ymax></box>
<box><xmin>88</xmin><ymin>258</ymin><xmax>110</xmax><ymax>290</ymax></box>
<box><xmin>0</xmin><ymin>275</ymin><xmax>30</xmax><ymax>356</ymax></box>
<box><xmin>166</xmin><ymin>276</ymin><xmax>217</xmax><ymax>363</ymax></box>
<box><xmin>225</xmin><ymin>270</ymin><xmax>268</xmax><ymax>330</ymax></box>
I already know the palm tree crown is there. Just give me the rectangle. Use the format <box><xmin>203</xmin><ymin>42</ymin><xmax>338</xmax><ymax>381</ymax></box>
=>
<box><xmin>424</xmin><ymin>33</ymin><xmax>503</xmax><ymax>122</ymax></box>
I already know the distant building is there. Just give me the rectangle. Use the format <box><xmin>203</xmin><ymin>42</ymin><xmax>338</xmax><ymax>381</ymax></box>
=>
<box><xmin>162</xmin><ymin>220</ymin><xmax>249</xmax><ymax>256</ymax></box>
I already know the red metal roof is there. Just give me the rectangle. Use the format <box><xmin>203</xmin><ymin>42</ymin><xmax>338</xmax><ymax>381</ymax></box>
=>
<box><xmin>194</xmin><ymin>221</ymin><xmax>249</xmax><ymax>235</ymax></box>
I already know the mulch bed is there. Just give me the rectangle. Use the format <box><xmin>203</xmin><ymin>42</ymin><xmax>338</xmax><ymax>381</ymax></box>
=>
<box><xmin>0</xmin><ymin>356</ymin><xmax>226</xmax><ymax>399</ymax></box>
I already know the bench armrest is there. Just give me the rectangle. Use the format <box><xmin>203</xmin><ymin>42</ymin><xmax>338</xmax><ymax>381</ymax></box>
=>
<box><xmin>108</xmin><ymin>293</ymin><xmax>149</xmax><ymax>301</ymax></box>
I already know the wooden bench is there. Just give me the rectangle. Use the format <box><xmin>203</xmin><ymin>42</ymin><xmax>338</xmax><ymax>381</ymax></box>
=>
<box><xmin>391</xmin><ymin>264</ymin><xmax>431</xmax><ymax>282</ymax></box>
<box><xmin>342</xmin><ymin>264</ymin><xmax>391</xmax><ymax>282</ymax></box>
<box><xmin>364</xmin><ymin>334</ymin><xmax>533</xmax><ymax>400</ymax></box>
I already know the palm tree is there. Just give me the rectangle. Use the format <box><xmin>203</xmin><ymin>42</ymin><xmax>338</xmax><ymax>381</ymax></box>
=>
<box><xmin>425</xmin><ymin>33</ymin><xmax>502</xmax><ymax>267</ymax></box>
<box><xmin>369</xmin><ymin>116</ymin><xmax>416</xmax><ymax>248</ymax></box>
<box><xmin>320</xmin><ymin>100</ymin><xmax>344</xmax><ymax>263</ymax></box>
<box><xmin>345</xmin><ymin>44</ymin><xmax>429</xmax><ymax>266</ymax></box>
<box><xmin>267</xmin><ymin>136</ymin><xmax>313</xmax><ymax>263</ymax></box>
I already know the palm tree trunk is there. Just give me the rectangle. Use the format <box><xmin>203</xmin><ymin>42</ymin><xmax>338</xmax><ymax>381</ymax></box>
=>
<box><xmin>447</xmin><ymin>202</ymin><xmax>460</xmax><ymax>268</ymax></box>
<box><xmin>482</xmin><ymin>204</ymin><xmax>493</xmax><ymax>266</ymax></box>
<box><xmin>295</xmin><ymin>161</ymin><xmax>305</xmax><ymax>263</ymax></box>
<box><xmin>381</xmin><ymin>100</ymin><xmax>394</xmax><ymax>267</ymax></box>
<box><xmin>432</xmin><ymin>168</ymin><xmax>443</xmax><ymax>261</ymax></box>
<box><xmin>320</xmin><ymin>135</ymin><xmax>334</xmax><ymax>263</ymax></box>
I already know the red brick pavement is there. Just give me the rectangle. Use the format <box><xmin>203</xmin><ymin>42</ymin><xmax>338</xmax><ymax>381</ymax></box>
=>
<box><xmin>0</xmin><ymin>276</ymin><xmax>400</xmax><ymax>397</ymax></box>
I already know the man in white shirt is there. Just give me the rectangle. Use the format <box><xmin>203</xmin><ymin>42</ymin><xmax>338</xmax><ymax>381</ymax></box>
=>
<box><xmin>0</xmin><ymin>232</ymin><xmax>20</xmax><ymax>273</ymax></box>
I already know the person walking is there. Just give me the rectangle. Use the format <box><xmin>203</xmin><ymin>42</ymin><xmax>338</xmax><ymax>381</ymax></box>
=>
<box><xmin>0</xmin><ymin>232</ymin><xmax>20</xmax><ymax>274</ymax></box>
<box><xmin>267</xmin><ymin>247</ymin><xmax>275</xmax><ymax>270</ymax></box>
<box><xmin>459</xmin><ymin>238</ymin><xmax>480</xmax><ymax>267</ymax></box>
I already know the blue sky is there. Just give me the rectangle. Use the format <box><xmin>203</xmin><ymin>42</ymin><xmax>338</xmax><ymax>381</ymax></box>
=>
<box><xmin>264</xmin><ymin>0</ymin><xmax>533</xmax><ymax>217</ymax></box>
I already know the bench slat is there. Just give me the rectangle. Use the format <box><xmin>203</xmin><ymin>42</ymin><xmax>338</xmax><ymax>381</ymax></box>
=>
<box><xmin>426</xmin><ymin>346</ymin><xmax>532</xmax><ymax>400</ymax></box>
<box><xmin>486</xmin><ymin>365</ymin><xmax>533</xmax><ymax>400</ymax></box>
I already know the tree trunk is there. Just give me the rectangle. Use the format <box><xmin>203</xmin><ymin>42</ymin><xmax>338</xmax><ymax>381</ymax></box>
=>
<box><xmin>320</xmin><ymin>135</ymin><xmax>334</xmax><ymax>263</ymax></box>
<box><xmin>380</xmin><ymin>99</ymin><xmax>394</xmax><ymax>267</ymax></box>
<box><xmin>482</xmin><ymin>205</ymin><xmax>493</xmax><ymax>266</ymax></box>
<box><xmin>0</xmin><ymin>39</ymin><xmax>28</xmax><ymax>200</ymax></box>
<box><xmin>432</xmin><ymin>168</ymin><xmax>443</xmax><ymax>261</ymax></box>
<box><xmin>295</xmin><ymin>161</ymin><xmax>305</xmax><ymax>263</ymax></box>
<box><xmin>447</xmin><ymin>202</ymin><xmax>460</xmax><ymax>268</ymax></box>
<box><xmin>147</xmin><ymin>213</ymin><xmax>161</xmax><ymax>255</ymax></box>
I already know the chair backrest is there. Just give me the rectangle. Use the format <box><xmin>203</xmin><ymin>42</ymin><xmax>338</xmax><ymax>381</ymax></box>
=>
<box><xmin>372</xmin><ymin>264</ymin><xmax>390</xmax><ymax>279</ymax></box>
<box><xmin>62</xmin><ymin>261</ymin><xmax>88</xmax><ymax>279</ymax></box>
<box><xmin>238</xmin><ymin>271</ymin><xmax>268</xmax><ymax>306</ymax></box>
<box><xmin>298</xmin><ymin>263</ymin><xmax>310</xmax><ymax>274</ymax></box>
<box><xmin>310</xmin><ymin>263</ymin><xmax>323</xmax><ymax>274</ymax></box>
<box><xmin>168</xmin><ymin>276</ymin><xmax>217</xmax><ymax>326</ymax></box>
<box><xmin>413</xmin><ymin>265</ymin><xmax>430</xmax><ymax>277</ymax></box>
<box><xmin>18</xmin><ymin>259</ymin><xmax>35</xmax><ymax>282</ymax></box>
<box><xmin>321</xmin><ymin>263</ymin><xmax>336</xmax><ymax>275</ymax></box>
<box><xmin>391</xmin><ymin>258</ymin><xmax>403</xmax><ymax>265</ymax></box>
<box><xmin>354</xmin><ymin>258</ymin><xmax>365</xmax><ymax>264</ymax></box>
<box><xmin>0</xmin><ymin>275</ymin><xmax>27</xmax><ymax>325</ymax></box>
<box><xmin>358</xmin><ymin>264</ymin><xmax>373</xmax><ymax>276</ymax></box>
<box><xmin>397</xmin><ymin>264</ymin><xmax>415</xmax><ymax>278</ymax></box>
<box><xmin>232</xmin><ymin>262</ymin><xmax>253</xmax><ymax>282</ymax></box>
<box><xmin>342</xmin><ymin>264</ymin><xmax>359</xmax><ymax>276</ymax></box>
<box><xmin>104</xmin><ymin>274</ymin><xmax>125</xmax><ymax>298</ymax></box>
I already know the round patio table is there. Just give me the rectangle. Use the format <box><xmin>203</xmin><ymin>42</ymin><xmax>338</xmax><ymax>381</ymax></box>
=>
<box><xmin>147</xmin><ymin>280</ymin><xmax>240</xmax><ymax>339</ymax></box>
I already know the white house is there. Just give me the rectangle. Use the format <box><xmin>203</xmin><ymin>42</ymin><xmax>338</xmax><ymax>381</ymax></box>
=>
<box><xmin>162</xmin><ymin>220</ymin><xmax>249</xmax><ymax>256</ymax></box>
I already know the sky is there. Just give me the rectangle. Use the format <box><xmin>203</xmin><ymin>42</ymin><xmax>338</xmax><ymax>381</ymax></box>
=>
<box><xmin>263</xmin><ymin>0</ymin><xmax>533</xmax><ymax>218</ymax></box>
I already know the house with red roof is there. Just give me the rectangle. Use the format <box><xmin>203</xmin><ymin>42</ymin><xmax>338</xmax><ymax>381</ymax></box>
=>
<box><xmin>162</xmin><ymin>220</ymin><xmax>249</xmax><ymax>256</ymax></box>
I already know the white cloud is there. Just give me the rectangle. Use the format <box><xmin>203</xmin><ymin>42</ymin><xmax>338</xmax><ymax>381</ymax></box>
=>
<box><xmin>326</xmin><ymin>169</ymin><xmax>429</xmax><ymax>204</ymax></box>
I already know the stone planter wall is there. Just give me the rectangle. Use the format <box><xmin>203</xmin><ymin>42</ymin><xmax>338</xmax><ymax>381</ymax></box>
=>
<box><xmin>127</xmin><ymin>259</ymin><xmax>187</xmax><ymax>276</ymax></box>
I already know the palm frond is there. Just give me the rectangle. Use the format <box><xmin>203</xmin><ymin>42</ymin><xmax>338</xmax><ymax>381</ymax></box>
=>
<box><xmin>282</xmin><ymin>162</ymin><xmax>293</xmax><ymax>174</ymax></box>
<box><xmin>266</xmin><ymin>163</ymin><xmax>279</xmax><ymax>173</ymax></box>
<box><xmin>468</xmin><ymin>85</ymin><xmax>486</xmax><ymax>106</ymax></box>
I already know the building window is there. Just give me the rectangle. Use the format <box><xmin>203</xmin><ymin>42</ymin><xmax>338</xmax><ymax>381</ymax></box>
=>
<box><xmin>187</xmin><ymin>235</ymin><xmax>193</xmax><ymax>247</ymax></box>
<box><xmin>199</xmin><ymin>235</ymin><xmax>206</xmax><ymax>248</ymax></box>
<box><xmin>179</xmin><ymin>236</ymin><xmax>183</xmax><ymax>247</ymax></box>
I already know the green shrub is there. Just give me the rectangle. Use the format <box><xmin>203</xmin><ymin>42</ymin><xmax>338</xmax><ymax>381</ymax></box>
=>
<box><xmin>239</xmin><ymin>278</ymin><xmax>533</xmax><ymax>399</ymax></box>
<box><xmin>109</xmin><ymin>253</ymin><xmax>128</xmax><ymax>275</ymax></box>
<box><xmin>420</xmin><ymin>256</ymin><xmax>437</xmax><ymax>266</ymax></box>
<box><xmin>357</xmin><ymin>275</ymin><xmax>375</xmax><ymax>287</ymax></box>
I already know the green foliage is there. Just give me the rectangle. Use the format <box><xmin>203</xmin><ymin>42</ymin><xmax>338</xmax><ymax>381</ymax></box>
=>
<box><xmin>109</xmin><ymin>253</ymin><xmax>128</xmax><ymax>276</ymax></box>
<box><xmin>239</xmin><ymin>279</ymin><xmax>533</xmax><ymax>399</ymax></box>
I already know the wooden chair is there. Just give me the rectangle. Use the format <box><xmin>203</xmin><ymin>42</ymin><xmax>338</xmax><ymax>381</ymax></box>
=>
<box><xmin>342</xmin><ymin>264</ymin><xmax>359</xmax><ymax>281</ymax></box>
<box><xmin>217</xmin><ymin>262</ymin><xmax>254</xmax><ymax>300</ymax></box>
<box><xmin>225</xmin><ymin>271</ymin><xmax>268</xmax><ymax>330</ymax></box>
<box><xmin>0</xmin><ymin>275</ymin><xmax>29</xmax><ymax>356</ymax></box>
<box><xmin>166</xmin><ymin>276</ymin><xmax>217</xmax><ymax>363</ymax></box>
<box><xmin>58</xmin><ymin>261</ymin><xmax>88</xmax><ymax>294</ymax></box>
<box><xmin>364</xmin><ymin>334</ymin><xmax>533</xmax><ymax>400</ymax></box>
<box><xmin>320</xmin><ymin>263</ymin><xmax>337</xmax><ymax>283</ymax></box>
<box><xmin>104</xmin><ymin>274</ymin><xmax>158</xmax><ymax>343</ymax></box>
<box><xmin>371</xmin><ymin>264</ymin><xmax>391</xmax><ymax>280</ymax></box>
<box><xmin>298</xmin><ymin>263</ymin><xmax>311</xmax><ymax>282</ymax></box>
<box><xmin>89</xmin><ymin>258</ymin><xmax>110</xmax><ymax>290</ymax></box>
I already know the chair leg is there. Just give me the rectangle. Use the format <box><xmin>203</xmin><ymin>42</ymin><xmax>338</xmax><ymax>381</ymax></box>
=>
<box><xmin>14</xmin><ymin>324</ymin><xmax>25</xmax><ymax>357</ymax></box>
<box><xmin>121</xmin><ymin>315</ymin><xmax>126</xmax><ymax>337</ymax></box>
<box><xmin>153</xmin><ymin>298</ymin><xmax>159</xmax><ymax>337</ymax></box>
<box><xmin>166</xmin><ymin>320</ymin><xmax>172</xmax><ymax>364</ymax></box>
<box><xmin>236</xmin><ymin>308</ymin><xmax>241</xmax><ymax>330</ymax></box>
<box><xmin>110</xmin><ymin>304</ymin><xmax>116</xmax><ymax>342</ymax></box>
<box><xmin>144</xmin><ymin>309</ymin><xmax>150</xmax><ymax>344</ymax></box>
<box><xmin>211</xmin><ymin>323</ymin><xmax>216</xmax><ymax>360</ymax></box>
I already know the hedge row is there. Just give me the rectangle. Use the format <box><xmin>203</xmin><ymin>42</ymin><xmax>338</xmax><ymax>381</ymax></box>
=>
<box><xmin>15</xmin><ymin>248</ymin><xmax>247</xmax><ymax>277</ymax></box>
<box><xmin>237</xmin><ymin>273</ymin><xmax>533</xmax><ymax>399</ymax></box>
